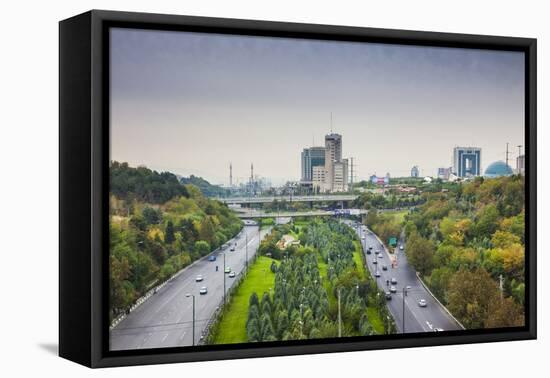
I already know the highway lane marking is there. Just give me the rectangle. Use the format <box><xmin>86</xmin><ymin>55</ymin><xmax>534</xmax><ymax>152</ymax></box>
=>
<box><xmin>161</xmin><ymin>333</ymin><xmax>169</xmax><ymax>343</ymax></box>
<box><xmin>405</xmin><ymin>292</ymin><xmax>431</xmax><ymax>332</ymax></box>
<box><xmin>179</xmin><ymin>331</ymin><xmax>187</xmax><ymax>341</ymax></box>
<box><xmin>355</xmin><ymin>226</ymin><xmax>433</xmax><ymax>333</ymax></box>
<box><xmin>113</xmin><ymin>226</ymin><xmax>262</xmax><ymax>349</ymax></box>
<box><xmin>140</xmin><ymin>333</ymin><xmax>152</xmax><ymax>348</ymax></box>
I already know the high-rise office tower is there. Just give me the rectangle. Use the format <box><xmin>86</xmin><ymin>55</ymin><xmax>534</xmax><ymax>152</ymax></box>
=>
<box><xmin>453</xmin><ymin>147</ymin><xmax>482</xmax><ymax>177</ymax></box>
<box><xmin>301</xmin><ymin>146</ymin><xmax>326</xmax><ymax>182</ymax></box>
<box><xmin>324</xmin><ymin>133</ymin><xmax>342</xmax><ymax>191</ymax></box>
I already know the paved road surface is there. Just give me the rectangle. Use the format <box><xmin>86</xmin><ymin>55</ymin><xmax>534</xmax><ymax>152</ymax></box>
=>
<box><xmin>110</xmin><ymin>224</ymin><xmax>269</xmax><ymax>350</ymax></box>
<box><xmin>347</xmin><ymin>221</ymin><xmax>462</xmax><ymax>334</ymax></box>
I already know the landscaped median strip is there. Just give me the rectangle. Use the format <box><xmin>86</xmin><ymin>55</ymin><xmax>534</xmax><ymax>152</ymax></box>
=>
<box><xmin>210</xmin><ymin>256</ymin><xmax>278</xmax><ymax>344</ymax></box>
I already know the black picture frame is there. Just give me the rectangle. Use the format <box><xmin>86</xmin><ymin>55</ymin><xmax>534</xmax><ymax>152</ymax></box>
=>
<box><xmin>59</xmin><ymin>9</ymin><xmax>537</xmax><ymax>368</ymax></box>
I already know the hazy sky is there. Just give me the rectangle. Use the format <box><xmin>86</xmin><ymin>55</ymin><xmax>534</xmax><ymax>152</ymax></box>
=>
<box><xmin>110</xmin><ymin>28</ymin><xmax>525</xmax><ymax>185</ymax></box>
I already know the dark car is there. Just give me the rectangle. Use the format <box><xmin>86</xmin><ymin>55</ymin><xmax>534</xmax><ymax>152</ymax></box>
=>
<box><xmin>385</xmin><ymin>292</ymin><xmax>392</xmax><ymax>300</ymax></box>
<box><xmin>366</xmin><ymin>249</ymin><xmax>371</xmax><ymax>255</ymax></box>
<box><xmin>382</xmin><ymin>265</ymin><xmax>388</xmax><ymax>271</ymax></box>
<box><xmin>208</xmin><ymin>255</ymin><xmax>216</xmax><ymax>262</ymax></box>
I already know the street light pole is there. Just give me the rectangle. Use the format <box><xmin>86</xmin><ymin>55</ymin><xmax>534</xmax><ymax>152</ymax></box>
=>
<box><xmin>223</xmin><ymin>253</ymin><xmax>226</xmax><ymax>305</ymax></box>
<box><xmin>186</xmin><ymin>293</ymin><xmax>196</xmax><ymax>346</ymax></box>
<box><xmin>337</xmin><ymin>287</ymin><xmax>342</xmax><ymax>338</ymax></box>
<box><xmin>402</xmin><ymin>287</ymin><xmax>407</xmax><ymax>334</ymax></box>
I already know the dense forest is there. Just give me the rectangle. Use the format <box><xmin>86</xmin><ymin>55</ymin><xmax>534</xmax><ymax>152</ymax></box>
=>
<box><xmin>402</xmin><ymin>175</ymin><xmax>525</xmax><ymax>329</ymax></box>
<box><xmin>354</xmin><ymin>191</ymin><xmax>424</xmax><ymax>210</ymax></box>
<box><xmin>246</xmin><ymin>220</ymin><xmax>394</xmax><ymax>342</ymax></box>
<box><xmin>180</xmin><ymin>175</ymin><xmax>229</xmax><ymax>198</ymax></box>
<box><xmin>110</xmin><ymin>161</ymin><xmax>189</xmax><ymax>204</ymax></box>
<box><xmin>109</xmin><ymin>162</ymin><xmax>242</xmax><ymax>321</ymax></box>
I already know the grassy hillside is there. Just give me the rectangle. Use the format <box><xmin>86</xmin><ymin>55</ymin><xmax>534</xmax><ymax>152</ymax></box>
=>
<box><xmin>109</xmin><ymin>162</ymin><xmax>242</xmax><ymax>321</ymax></box>
<box><xmin>404</xmin><ymin>175</ymin><xmax>525</xmax><ymax>329</ymax></box>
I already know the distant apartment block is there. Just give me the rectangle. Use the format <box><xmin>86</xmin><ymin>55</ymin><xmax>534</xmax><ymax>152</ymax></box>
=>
<box><xmin>312</xmin><ymin>165</ymin><xmax>326</xmax><ymax>192</ymax></box>
<box><xmin>437</xmin><ymin>167</ymin><xmax>452</xmax><ymax>180</ymax></box>
<box><xmin>332</xmin><ymin>159</ymin><xmax>349</xmax><ymax>192</ymax></box>
<box><xmin>516</xmin><ymin>154</ymin><xmax>525</xmax><ymax>175</ymax></box>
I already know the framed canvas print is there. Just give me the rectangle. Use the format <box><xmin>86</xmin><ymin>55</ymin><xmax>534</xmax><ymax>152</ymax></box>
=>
<box><xmin>59</xmin><ymin>10</ymin><xmax>537</xmax><ymax>368</ymax></box>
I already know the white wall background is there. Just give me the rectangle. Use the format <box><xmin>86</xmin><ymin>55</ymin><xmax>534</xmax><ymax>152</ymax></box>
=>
<box><xmin>0</xmin><ymin>0</ymin><xmax>546</xmax><ymax>376</ymax></box>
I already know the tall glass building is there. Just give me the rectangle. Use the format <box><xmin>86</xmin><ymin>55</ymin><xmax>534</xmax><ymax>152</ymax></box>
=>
<box><xmin>301</xmin><ymin>146</ymin><xmax>326</xmax><ymax>182</ymax></box>
<box><xmin>453</xmin><ymin>147</ymin><xmax>482</xmax><ymax>177</ymax></box>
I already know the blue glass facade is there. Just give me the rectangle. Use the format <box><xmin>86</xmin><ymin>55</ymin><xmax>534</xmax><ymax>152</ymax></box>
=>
<box><xmin>453</xmin><ymin>147</ymin><xmax>481</xmax><ymax>177</ymax></box>
<box><xmin>301</xmin><ymin>147</ymin><xmax>326</xmax><ymax>181</ymax></box>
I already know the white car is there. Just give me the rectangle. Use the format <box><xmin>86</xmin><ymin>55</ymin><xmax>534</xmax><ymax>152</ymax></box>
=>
<box><xmin>199</xmin><ymin>286</ymin><xmax>208</xmax><ymax>295</ymax></box>
<box><xmin>229</xmin><ymin>271</ymin><xmax>236</xmax><ymax>278</ymax></box>
<box><xmin>433</xmin><ymin>328</ymin><xmax>444</xmax><ymax>332</ymax></box>
<box><xmin>418</xmin><ymin>299</ymin><xmax>427</xmax><ymax>307</ymax></box>
<box><xmin>374</xmin><ymin>271</ymin><xmax>381</xmax><ymax>277</ymax></box>
<box><xmin>400</xmin><ymin>245</ymin><xmax>404</xmax><ymax>250</ymax></box>
<box><xmin>195</xmin><ymin>275</ymin><xmax>203</xmax><ymax>282</ymax></box>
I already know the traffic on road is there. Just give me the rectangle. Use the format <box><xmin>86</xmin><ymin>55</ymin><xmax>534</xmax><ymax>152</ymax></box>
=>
<box><xmin>110</xmin><ymin>222</ymin><xmax>270</xmax><ymax>350</ymax></box>
<box><xmin>347</xmin><ymin>220</ymin><xmax>463</xmax><ymax>334</ymax></box>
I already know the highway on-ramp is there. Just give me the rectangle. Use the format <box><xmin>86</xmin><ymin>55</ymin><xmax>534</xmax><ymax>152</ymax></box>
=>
<box><xmin>110</xmin><ymin>223</ymin><xmax>269</xmax><ymax>350</ymax></box>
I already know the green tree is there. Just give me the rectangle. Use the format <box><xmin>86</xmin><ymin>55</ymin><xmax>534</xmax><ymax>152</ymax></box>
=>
<box><xmin>194</xmin><ymin>240</ymin><xmax>211</xmax><ymax>256</ymax></box>
<box><xmin>406</xmin><ymin>231</ymin><xmax>435</xmax><ymax>276</ymax></box>
<box><xmin>142</xmin><ymin>206</ymin><xmax>161</xmax><ymax>225</ymax></box>
<box><xmin>199</xmin><ymin>216</ymin><xmax>216</xmax><ymax>246</ymax></box>
<box><xmin>164</xmin><ymin>220</ymin><xmax>175</xmax><ymax>244</ymax></box>
<box><xmin>447</xmin><ymin>268</ymin><xmax>499</xmax><ymax>329</ymax></box>
<box><xmin>473</xmin><ymin>204</ymin><xmax>499</xmax><ymax>239</ymax></box>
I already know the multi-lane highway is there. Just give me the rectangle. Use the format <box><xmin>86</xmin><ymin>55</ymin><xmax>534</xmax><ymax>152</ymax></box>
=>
<box><xmin>348</xmin><ymin>221</ymin><xmax>463</xmax><ymax>334</ymax></box>
<box><xmin>110</xmin><ymin>223</ymin><xmax>270</xmax><ymax>350</ymax></box>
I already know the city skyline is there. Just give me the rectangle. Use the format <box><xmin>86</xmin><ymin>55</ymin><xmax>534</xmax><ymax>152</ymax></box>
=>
<box><xmin>110</xmin><ymin>28</ymin><xmax>525</xmax><ymax>185</ymax></box>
